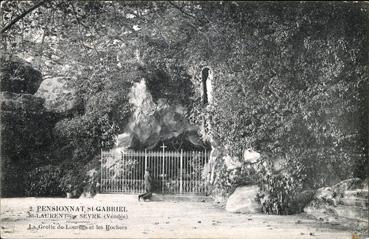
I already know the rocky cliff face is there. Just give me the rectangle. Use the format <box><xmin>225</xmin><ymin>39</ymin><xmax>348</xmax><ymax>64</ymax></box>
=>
<box><xmin>115</xmin><ymin>79</ymin><xmax>204</xmax><ymax>150</ymax></box>
<box><xmin>0</xmin><ymin>59</ymin><xmax>56</xmax><ymax>197</ymax></box>
<box><xmin>0</xmin><ymin>59</ymin><xmax>43</xmax><ymax>94</ymax></box>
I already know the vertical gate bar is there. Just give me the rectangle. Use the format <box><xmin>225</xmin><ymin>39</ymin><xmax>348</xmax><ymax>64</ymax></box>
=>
<box><xmin>134</xmin><ymin>151</ymin><xmax>136</xmax><ymax>193</ymax></box>
<box><xmin>180</xmin><ymin>149</ymin><xmax>183</xmax><ymax>194</ymax></box>
<box><xmin>169</xmin><ymin>151</ymin><xmax>171</xmax><ymax>193</ymax></box>
<box><xmin>133</xmin><ymin>152</ymin><xmax>139</xmax><ymax>193</ymax></box>
<box><xmin>131</xmin><ymin>151</ymin><xmax>133</xmax><ymax>193</ymax></box>
<box><xmin>113</xmin><ymin>154</ymin><xmax>117</xmax><ymax>192</ymax></box>
<box><xmin>137</xmin><ymin>151</ymin><xmax>139</xmax><ymax>193</ymax></box>
<box><xmin>196</xmin><ymin>151</ymin><xmax>199</xmax><ymax>195</ymax></box>
<box><xmin>198</xmin><ymin>151</ymin><xmax>201</xmax><ymax>194</ymax></box>
<box><xmin>123</xmin><ymin>151</ymin><xmax>126</xmax><ymax>193</ymax></box>
<box><xmin>116</xmin><ymin>153</ymin><xmax>118</xmax><ymax>193</ymax></box>
<box><xmin>124</xmin><ymin>152</ymin><xmax>126</xmax><ymax>193</ymax></box>
<box><xmin>194</xmin><ymin>151</ymin><xmax>196</xmax><ymax>194</ymax></box>
<box><xmin>189</xmin><ymin>151</ymin><xmax>192</xmax><ymax>194</ymax></box>
<box><xmin>195</xmin><ymin>151</ymin><xmax>197</xmax><ymax>194</ymax></box>
<box><xmin>98</xmin><ymin>149</ymin><xmax>103</xmax><ymax>192</ymax></box>
<box><xmin>194</xmin><ymin>152</ymin><xmax>196</xmax><ymax>194</ymax></box>
<box><xmin>168</xmin><ymin>151</ymin><xmax>170</xmax><ymax>194</ymax></box>
<box><xmin>186</xmin><ymin>151</ymin><xmax>188</xmax><ymax>193</ymax></box>
<box><xmin>195</xmin><ymin>152</ymin><xmax>198</xmax><ymax>194</ymax></box>
<box><xmin>120</xmin><ymin>151</ymin><xmax>125</xmax><ymax>192</ymax></box>
<box><xmin>119</xmin><ymin>152</ymin><xmax>121</xmax><ymax>192</ymax></box>
<box><xmin>104</xmin><ymin>151</ymin><xmax>106</xmax><ymax>193</ymax></box>
<box><xmin>188</xmin><ymin>151</ymin><xmax>190</xmax><ymax>193</ymax></box>
<box><xmin>204</xmin><ymin>150</ymin><xmax>206</xmax><ymax>194</ymax></box>
<box><xmin>188</xmin><ymin>151</ymin><xmax>191</xmax><ymax>193</ymax></box>
<box><xmin>162</xmin><ymin>148</ymin><xmax>164</xmax><ymax>194</ymax></box>
<box><xmin>155</xmin><ymin>152</ymin><xmax>157</xmax><ymax>186</ymax></box>
<box><xmin>133</xmin><ymin>151</ymin><xmax>135</xmax><ymax>193</ymax></box>
<box><xmin>132</xmin><ymin>151</ymin><xmax>134</xmax><ymax>193</ymax></box>
<box><xmin>145</xmin><ymin>149</ymin><xmax>147</xmax><ymax>168</ymax></box>
<box><xmin>100</xmin><ymin>150</ymin><xmax>103</xmax><ymax>193</ymax></box>
<box><xmin>113</xmin><ymin>154</ymin><xmax>116</xmax><ymax>193</ymax></box>
<box><xmin>172</xmin><ymin>151</ymin><xmax>174</xmax><ymax>193</ymax></box>
<box><xmin>121</xmin><ymin>151</ymin><xmax>123</xmax><ymax>193</ymax></box>
<box><xmin>108</xmin><ymin>153</ymin><xmax>110</xmax><ymax>193</ymax></box>
<box><xmin>111</xmin><ymin>154</ymin><xmax>113</xmax><ymax>192</ymax></box>
<box><xmin>142</xmin><ymin>150</ymin><xmax>144</xmax><ymax>193</ymax></box>
<box><xmin>193</xmin><ymin>151</ymin><xmax>196</xmax><ymax>194</ymax></box>
<box><xmin>198</xmin><ymin>151</ymin><xmax>200</xmax><ymax>194</ymax></box>
<box><xmin>203</xmin><ymin>150</ymin><xmax>206</xmax><ymax>194</ymax></box>
<box><xmin>169</xmin><ymin>151</ymin><xmax>172</xmax><ymax>194</ymax></box>
<box><xmin>111</xmin><ymin>154</ymin><xmax>112</xmax><ymax>192</ymax></box>
<box><xmin>105</xmin><ymin>152</ymin><xmax>107</xmax><ymax>193</ymax></box>
<box><xmin>112</xmin><ymin>154</ymin><xmax>114</xmax><ymax>193</ymax></box>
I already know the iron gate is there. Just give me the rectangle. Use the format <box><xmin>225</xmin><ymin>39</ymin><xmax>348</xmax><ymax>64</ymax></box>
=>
<box><xmin>100</xmin><ymin>148</ymin><xmax>209</xmax><ymax>195</ymax></box>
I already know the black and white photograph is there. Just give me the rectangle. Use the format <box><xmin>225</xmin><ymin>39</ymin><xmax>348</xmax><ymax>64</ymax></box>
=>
<box><xmin>0</xmin><ymin>1</ymin><xmax>368</xmax><ymax>238</ymax></box>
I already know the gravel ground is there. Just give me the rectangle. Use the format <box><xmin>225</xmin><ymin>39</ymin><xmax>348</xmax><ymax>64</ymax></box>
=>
<box><xmin>0</xmin><ymin>195</ymin><xmax>363</xmax><ymax>239</ymax></box>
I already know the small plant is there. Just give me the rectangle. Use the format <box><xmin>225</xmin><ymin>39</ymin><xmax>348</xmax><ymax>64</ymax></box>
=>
<box><xmin>255</xmin><ymin>158</ymin><xmax>305</xmax><ymax>215</ymax></box>
<box><xmin>60</xmin><ymin>170</ymin><xmax>89</xmax><ymax>198</ymax></box>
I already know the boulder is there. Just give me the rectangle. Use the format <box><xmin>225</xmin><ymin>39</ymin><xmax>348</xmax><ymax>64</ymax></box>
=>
<box><xmin>35</xmin><ymin>77</ymin><xmax>81</xmax><ymax>114</ymax></box>
<box><xmin>226</xmin><ymin>185</ymin><xmax>260</xmax><ymax>213</ymax></box>
<box><xmin>243</xmin><ymin>149</ymin><xmax>260</xmax><ymax>163</ymax></box>
<box><xmin>0</xmin><ymin>59</ymin><xmax>43</xmax><ymax>94</ymax></box>
<box><xmin>224</xmin><ymin>155</ymin><xmax>242</xmax><ymax>170</ymax></box>
<box><xmin>304</xmin><ymin>178</ymin><xmax>368</xmax><ymax>230</ymax></box>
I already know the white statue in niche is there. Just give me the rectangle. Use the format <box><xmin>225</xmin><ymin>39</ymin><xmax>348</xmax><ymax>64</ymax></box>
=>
<box><xmin>201</xmin><ymin>67</ymin><xmax>213</xmax><ymax>105</ymax></box>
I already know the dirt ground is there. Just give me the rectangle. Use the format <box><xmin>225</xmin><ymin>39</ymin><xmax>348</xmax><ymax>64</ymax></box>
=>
<box><xmin>0</xmin><ymin>195</ymin><xmax>365</xmax><ymax>239</ymax></box>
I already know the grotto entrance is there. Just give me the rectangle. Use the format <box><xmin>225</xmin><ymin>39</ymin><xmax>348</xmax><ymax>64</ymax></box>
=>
<box><xmin>100</xmin><ymin>142</ymin><xmax>210</xmax><ymax>195</ymax></box>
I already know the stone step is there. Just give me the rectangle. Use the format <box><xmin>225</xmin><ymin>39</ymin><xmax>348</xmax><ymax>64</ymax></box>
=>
<box><xmin>339</xmin><ymin>197</ymin><xmax>368</xmax><ymax>207</ymax></box>
<box><xmin>344</xmin><ymin>189</ymin><xmax>368</xmax><ymax>199</ymax></box>
<box><xmin>333</xmin><ymin>204</ymin><xmax>368</xmax><ymax>221</ymax></box>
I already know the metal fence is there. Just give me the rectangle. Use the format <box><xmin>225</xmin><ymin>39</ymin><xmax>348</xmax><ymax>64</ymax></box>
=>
<box><xmin>101</xmin><ymin>148</ymin><xmax>209</xmax><ymax>195</ymax></box>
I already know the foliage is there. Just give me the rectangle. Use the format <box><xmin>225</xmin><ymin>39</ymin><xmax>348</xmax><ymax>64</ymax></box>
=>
<box><xmin>255</xmin><ymin>158</ymin><xmax>305</xmax><ymax>215</ymax></box>
<box><xmin>59</xmin><ymin>166</ymin><xmax>89</xmax><ymax>196</ymax></box>
<box><xmin>1</xmin><ymin>1</ymin><xmax>368</xmax><ymax>206</ymax></box>
<box><xmin>24</xmin><ymin>165</ymin><xmax>64</xmax><ymax>197</ymax></box>
<box><xmin>207</xmin><ymin>2</ymin><xmax>369</xmax><ymax>190</ymax></box>
<box><xmin>211</xmin><ymin>161</ymin><xmax>260</xmax><ymax>198</ymax></box>
<box><xmin>54</xmin><ymin>112</ymin><xmax>120</xmax><ymax>163</ymax></box>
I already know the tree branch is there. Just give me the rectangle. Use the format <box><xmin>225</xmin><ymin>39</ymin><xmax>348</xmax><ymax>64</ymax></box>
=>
<box><xmin>168</xmin><ymin>2</ymin><xmax>198</xmax><ymax>21</ymax></box>
<box><xmin>1</xmin><ymin>0</ymin><xmax>46</xmax><ymax>34</ymax></box>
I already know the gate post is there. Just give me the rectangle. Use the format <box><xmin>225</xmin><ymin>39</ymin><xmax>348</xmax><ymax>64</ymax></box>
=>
<box><xmin>160</xmin><ymin>143</ymin><xmax>167</xmax><ymax>194</ymax></box>
<box><xmin>180</xmin><ymin>149</ymin><xmax>183</xmax><ymax>194</ymax></box>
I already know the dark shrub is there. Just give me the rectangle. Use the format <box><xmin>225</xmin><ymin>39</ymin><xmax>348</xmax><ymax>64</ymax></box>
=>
<box><xmin>24</xmin><ymin>165</ymin><xmax>64</xmax><ymax>197</ymax></box>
